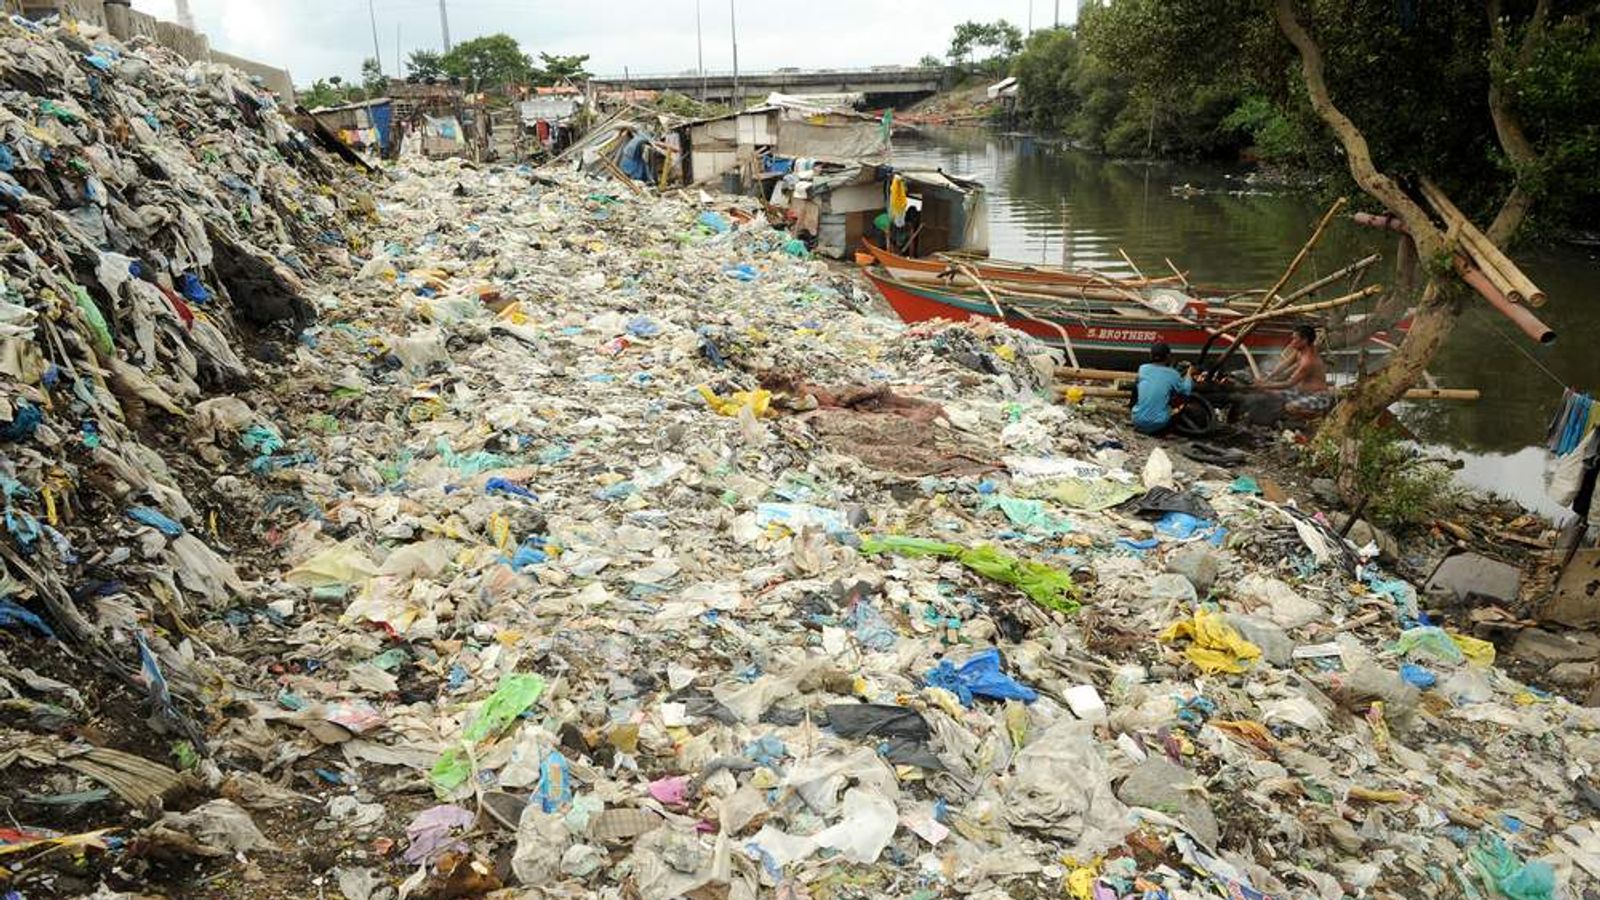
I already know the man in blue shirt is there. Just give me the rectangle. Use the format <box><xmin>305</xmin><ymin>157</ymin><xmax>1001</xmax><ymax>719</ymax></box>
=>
<box><xmin>1131</xmin><ymin>342</ymin><xmax>1192</xmax><ymax>435</ymax></box>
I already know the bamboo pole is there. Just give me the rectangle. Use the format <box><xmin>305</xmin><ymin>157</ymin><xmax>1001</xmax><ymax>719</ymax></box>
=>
<box><xmin>1419</xmin><ymin>178</ymin><xmax>1545</xmax><ymax>306</ymax></box>
<box><xmin>1454</xmin><ymin>258</ymin><xmax>1556</xmax><ymax>343</ymax></box>
<box><xmin>1262</xmin><ymin>197</ymin><xmax>1349</xmax><ymax>307</ymax></box>
<box><xmin>1082</xmin><ymin>271</ymin><xmax>1262</xmax><ymax>378</ymax></box>
<box><xmin>1208</xmin><ymin>197</ymin><xmax>1347</xmax><ymax>375</ymax></box>
<box><xmin>1164</xmin><ymin>258</ymin><xmax>1191</xmax><ymax>291</ymax></box>
<box><xmin>954</xmin><ymin>261</ymin><xmax>1081</xmax><ymax>369</ymax></box>
<box><xmin>1215</xmin><ymin>284</ymin><xmax>1385</xmax><ymax>333</ymax></box>
<box><xmin>1279</xmin><ymin>254</ymin><xmax>1382</xmax><ymax>304</ymax></box>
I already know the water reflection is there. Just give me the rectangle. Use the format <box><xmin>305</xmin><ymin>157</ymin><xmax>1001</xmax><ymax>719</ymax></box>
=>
<box><xmin>895</xmin><ymin>128</ymin><xmax>1600</xmax><ymax>513</ymax></box>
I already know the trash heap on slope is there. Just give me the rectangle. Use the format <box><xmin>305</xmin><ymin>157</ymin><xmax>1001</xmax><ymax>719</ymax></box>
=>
<box><xmin>5</xmin><ymin>122</ymin><xmax>1600</xmax><ymax>899</ymax></box>
<box><xmin>23</xmin><ymin>155</ymin><xmax>1574</xmax><ymax>900</ymax></box>
<box><xmin>0</xmin><ymin>8</ymin><xmax>366</xmax><ymax>829</ymax></box>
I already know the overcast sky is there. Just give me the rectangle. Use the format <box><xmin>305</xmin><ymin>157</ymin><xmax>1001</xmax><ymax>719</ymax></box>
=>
<box><xmin>133</xmin><ymin>1</ymin><xmax>1079</xmax><ymax>85</ymax></box>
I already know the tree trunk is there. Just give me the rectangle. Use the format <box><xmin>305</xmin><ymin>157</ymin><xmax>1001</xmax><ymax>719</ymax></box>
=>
<box><xmin>1274</xmin><ymin>0</ymin><xmax>1460</xmax><ymax>445</ymax></box>
<box><xmin>1317</xmin><ymin>282</ymin><xmax>1464</xmax><ymax>438</ymax></box>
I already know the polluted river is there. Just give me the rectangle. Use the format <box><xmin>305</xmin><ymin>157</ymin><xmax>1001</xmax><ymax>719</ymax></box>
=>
<box><xmin>895</xmin><ymin>127</ymin><xmax>1600</xmax><ymax>518</ymax></box>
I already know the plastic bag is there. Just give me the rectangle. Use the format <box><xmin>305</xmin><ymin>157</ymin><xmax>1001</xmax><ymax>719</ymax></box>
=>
<box><xmin>1394</xmin><ymin>626</ymin><xmax>1466</xmax><ymax>665</ymax></box>
<box><xmin>924</xmin><ymin>648</ymin><xmax>1039</xmax><ymax>707</ymax></box>
<box><xmin>960</xmin><ymin>544</ymin><xmax>1081</xmax><ymax>612</ymax></box>
<box><xmin>431</xmin><ymin>673</ymin><xmax>547</xmax><ymax>791</ymax></box>
<box><xmin>1469</xmin><ymin>833</ymin><xmax>1555</xmax><ymax>900</ymax></box>
<box><xmin>987</xmin><ymin>495</ymin><xmax>1074</xmax><ymax>536</ymax></box>
<box><xmin>1142</xmin><ymin>448</ymin><xmax>1174</xmax><ymax>490</ymax></box>
<box><xmin>1160</xmin><ymin>607</ymin><xmax>1263</xmax><ymax>674</ymax></box>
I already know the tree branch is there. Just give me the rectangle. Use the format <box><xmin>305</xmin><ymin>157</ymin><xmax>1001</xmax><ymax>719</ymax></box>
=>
<box><xmin>1272</xmin><ymin>0</ymin><xmax>1442</xmax><ymax>259</ymax></box>
<box><xmin>1484</xmin><ymin>0</ymin><xmax>1548</xmax><ymax>245</ymax></box>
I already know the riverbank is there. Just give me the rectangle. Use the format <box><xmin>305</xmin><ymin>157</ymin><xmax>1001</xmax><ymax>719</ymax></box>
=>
<box><xmin>7</xmin><ymin>142</ymin><xmax>1599</xmax><ymax>898</ymax></box>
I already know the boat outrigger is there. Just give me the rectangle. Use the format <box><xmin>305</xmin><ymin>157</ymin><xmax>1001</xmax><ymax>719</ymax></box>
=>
<box><xmin>861</xmin><ymin>265</ymin><xmax>1308</xmax><ymax>370</ymax></box>
<box><xmin>859</xmin><ymin>238</ymin><xmax>1413</xmax><ymax>371</ymax></box>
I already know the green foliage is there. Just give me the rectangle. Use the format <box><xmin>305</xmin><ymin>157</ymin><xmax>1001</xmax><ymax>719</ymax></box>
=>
<box><xmin>654</xmin><ymin>91</ymin><xmax>726</xmax><ymax>119</ymax></box>
<box><xmin>1003</xmin><ymin>0</ymin><xmax>1600</xmax><ymax>233</ymax></box>
<box><xmin>298</xmin><ymin>78</ymin><xmax>348</xmax><ymax>110</ymax></box>
<box><xmin>1013</xmin><ymin>28</ymin><xmax>1078</xmax><ymax>134</ymax></box>
<box><xmin>1220</xmin><ymin>94</ymin><xmax>1304</xmax><ymax>161</ymax></box>
<box><xmin>359</xmin><ymin>57</ymin><xmax>385</xmax><ymax>97</ymax></box>
<box><xmin>947</xmin><ymin>20</ymin><xmax>1024</xmax><ymax>75</ymax></box>
<box><xmin>1307</xmin><ymin>427</ymin><xmax>1457</xmax><ymax>530</ymax></box>
<box><xmin>442</xmin><ymin>34</ymin><xmax>534</xmax><ymax>89</ymax></box>
<box><xmin>407</xmin><ymin>50</ymin><xmax>444</xmax><ymax>80</ymax></box>
<box><xmin>536</xmin><ymin>52</ymin><xmax>592</xmax><ymax>86</ymax></box>
<box><xmin>917</xmin><ymin>54</ymin><xmax>945</xmax><ymax>69</ymax></box>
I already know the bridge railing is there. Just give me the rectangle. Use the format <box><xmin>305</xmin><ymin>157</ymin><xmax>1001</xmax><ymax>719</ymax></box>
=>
<box><xmin>590</xmin><ymin>66</ymin><xmax>947</xmax><ymax>82</ymax></box>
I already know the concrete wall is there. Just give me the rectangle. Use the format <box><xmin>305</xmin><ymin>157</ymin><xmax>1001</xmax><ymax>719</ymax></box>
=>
<box><xmin>20</xmin><ymin>0</ymin><xmax>294</xmax><ymax>102</ymax></box>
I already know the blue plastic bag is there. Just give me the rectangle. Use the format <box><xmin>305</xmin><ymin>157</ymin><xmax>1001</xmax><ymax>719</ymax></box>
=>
<box><xmin>0</xmin><ymin>599</ymin><xmax>54</xmax><ymax>638</ymax></box>
<box><xmin>511</xmin><ymin>538</ymin><xmax>549</xmax><ymax>570</ymax></box>
<box><xmin>177</xmin><ymin>272</ymin><xmax>211</xmax><ymax>304</ymax></box>
<box><xmin>485</xmin><ymin>477</ymin><xmax>537</xmax><ymax>501</ymax></box>
<box><xmin>924</xmin><ymin>648</ymin><xmax>1038</xmax><ymax>707</ymax></box>
<box><xmin>1400</xmin><ymin>663</ymin><xmax>1437</xmax><ymax>689</ymax></box>
<box><xmin>127</xmin><ymin>506</ymin><xmax>184</xmax><ymax>536</ymax></box>
<box><xmin>696</xmin><ymin>211</ymin><xmax>731</xmax><ymax>234</ymax></box>
<box><xmin>538</xmin><ymin>750</ymin><xmax>572</xmax><ymax>813</ymax></box>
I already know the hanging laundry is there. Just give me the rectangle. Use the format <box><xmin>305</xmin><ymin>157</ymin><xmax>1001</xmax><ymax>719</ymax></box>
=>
<box><xmin>1548</xmin><ymin>389</ymin><xmax>1595</xmax><ymax>456</ymax></box>
<box><xmin>889</xmin><ymin>174</ymin><xmax>909</xmax><ymax>228</ymax></box>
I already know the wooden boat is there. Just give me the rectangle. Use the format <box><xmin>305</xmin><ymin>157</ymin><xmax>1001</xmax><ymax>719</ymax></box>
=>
<box><xmin>862</xmin><ymin>240</ymin><xmax>1192</xmax><ymax>292</ymax></box>
<box><xmin>863</xmin><ymin>265</ymin><xmax>1304</xmax><ymax>369</ymax></box>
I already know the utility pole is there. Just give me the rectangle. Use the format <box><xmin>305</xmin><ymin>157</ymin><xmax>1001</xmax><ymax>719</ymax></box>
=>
<box><xmin>367</xmin><ymin>0</ymin><xmax>383</xmax><ymax>75</ymax></box>
<box><xmin>174</xmin><ymin>0</ymin><xmax>195</xmax><ymax>30</ymax></box>
<box><xmin>1028</xmin><ymin>0</ymin><xmax>1033</xmax><ymax>35</ymax></box>
<box><xmin>395</xmin><ymin>23</ymin><xmax>401</xmax><ymax>80</ymax></box>
<box><xmin>697</xmin><ymin>0</ymin><xmax>707</xmax><ymax>102</ymax></box>
<box><xmin>439</xmin><ymin>0</ymin><xmax>453</xmax><ymax>52</ymax></box>
<box><xmin>1054</xmin><ymin>0</ymin><xmax>1059</xmax><ymax>28</ymax></box>
<box><xmin>729</xmin><ymin>0</ymin><xmax>740</xmax><ymax>108</ymax></box>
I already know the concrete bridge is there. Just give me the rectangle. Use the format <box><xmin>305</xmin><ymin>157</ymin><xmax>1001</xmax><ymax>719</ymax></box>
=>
<box><xmin>590</xmin><ymin>66</ymin><xmax>950</xmax><ymax>106</ymax></box>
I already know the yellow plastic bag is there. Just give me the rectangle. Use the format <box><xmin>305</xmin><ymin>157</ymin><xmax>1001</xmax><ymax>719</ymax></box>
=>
<box><xmin>1449</xmin><ymin>631</ymin><xmax>1497</xmax><ymax>667</ymax></box>
<box><xmin>285</xmin><ymin>540</ymin><xmax>379</xmax><ymax>588</ymax></box>
<box><xmin>697</xmin><ymin>384</ymin><xmax>772</xmax><ymax>418</ymax></box>
<box><xmin>1159</xmin><ymin>607</ymin><xmax>1262</xmax><ymax>674</ymax></box>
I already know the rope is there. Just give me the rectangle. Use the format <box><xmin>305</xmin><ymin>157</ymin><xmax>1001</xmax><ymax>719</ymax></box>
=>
<box><xmin>1464</xmin><ymin>308</ymin><xmax>1569</xmax><ymax>390</ymax></box>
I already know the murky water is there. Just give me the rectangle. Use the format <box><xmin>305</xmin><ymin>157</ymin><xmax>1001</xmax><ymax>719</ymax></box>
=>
<box><xmin>893</xmin><ymin>128</ymin><xmax>1600</xmax><ymax>516</ymax></box>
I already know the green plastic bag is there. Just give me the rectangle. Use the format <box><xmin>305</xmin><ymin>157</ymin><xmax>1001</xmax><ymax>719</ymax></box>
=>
<box><xmin>1469</xmin><ymin>834</ymin><xmax>1555</xmax><ymax>900</ymax></box>
<box><xmin>430</xmin><ymin>673</ymin><xmax>546</xmax><ymax>791</ymax></box>
<box><xmin>71</xmin><ymin>286</ymin><xmax>113</xmax><ymax>357</ymax></box>
<box><xmin>859</xmin><ymin>536</ymin><xmax>962</xmax><ymax>559</ymax></box>
<box><xmin>957</xmin><ymin>545</ymin><xmax>1081</xmax><ymax>613</ymax></box>
<box><xmin>1394</xmin><ymin>626</ymin><xmax>1466</xmax><ymax>665</ymax></box>
<box><xmin>988</xmin><ymin>495</ymin><xmax>1074</xmax><ymax>536</ymax></box>
<box><xmin>861</xmin><ymin>536</ymin><xmax>1081</xmax><ymax>614</ymax></box>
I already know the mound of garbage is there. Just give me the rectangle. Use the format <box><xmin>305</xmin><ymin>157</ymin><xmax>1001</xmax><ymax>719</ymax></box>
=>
<box><xmin>5</xmin><ymin>18</ymin><xmax>1600</xmax><ymax>900</ymax></box>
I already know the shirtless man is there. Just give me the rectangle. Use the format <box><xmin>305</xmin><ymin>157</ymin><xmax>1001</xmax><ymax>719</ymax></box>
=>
<box><xmin>1258</xmin><ymin>325</ymin><xmax>1332</xmax><ymax>417</ymax></box>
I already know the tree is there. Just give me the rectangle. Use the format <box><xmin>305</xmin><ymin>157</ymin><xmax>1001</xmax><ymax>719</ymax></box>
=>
<box><xmin>917</xmin><ymin>54</ymin><xmax>945</xmax><ymax>69</ymax></box>
<box><xmin>299</xmin><ymin>78</ymin><xmax>345</xmax><ymax>109</ymax></box>
<box><xmin>441</xmin><ymin>34</ymin><xmax>533</xmax><ymax>89</ymax></box>
<box><xmin>947</xmin><ymin>20</ymin><xmax>1024</xmax><ymax>75</ymax></box>
<box><xmin>1013</xmin><ymin>28</ymin><xmax>1079</xmax><ymax>133</ymax></box>
<box><xmin>535</xmin><ymin>52</ymin><xmax>591</xmax><ymax>86</ymax></box>
<box><xmin>359</xmin><ymin>57</ymin><xmax>385</xmax><ymax>98</ymax></box>
<box><xmin>1268</xmin><ymin>0</ymin><xmax>1574</xmax><ymax>444</ymax></box>
<box><xmin>407</xmin><ymin>50</ymin><xmax>444</xmax><ymax>80</ymax></box>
